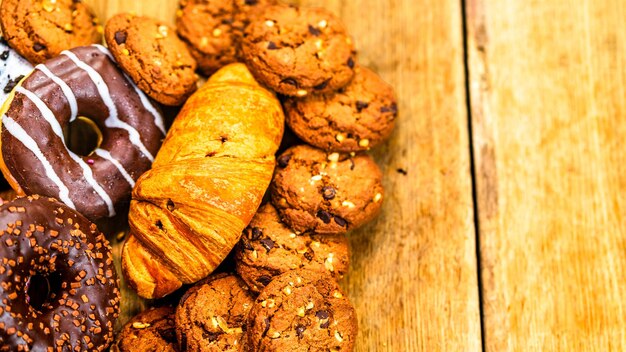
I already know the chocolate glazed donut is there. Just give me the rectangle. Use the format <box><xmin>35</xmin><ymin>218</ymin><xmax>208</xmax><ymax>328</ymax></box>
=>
<box><xmin>0</xmin><ymin>195</ymin><xmax>120</xmax><ymax>351</ymax></box>
<box><xmin>0</xmin><ymin>45</ymin><xmax>165</xmax><ymax>220</ymax></box>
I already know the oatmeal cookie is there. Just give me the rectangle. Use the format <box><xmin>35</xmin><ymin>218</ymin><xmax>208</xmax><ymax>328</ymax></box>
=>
<box><xmin>113</xmin><ymin>307</ymin><xmax>179</xmax><ymax>352</ymax></box>
<box><xmin>0</xmin><ymin>0</ymin><xmax>101</xmax><ymax>64</ymax></box>
<box><xmin>241</xmin><ymin>5</ymin><xmax>356</xmax><ymax>97</ymax></box>
<box><xmin>176</xmin><ymin>0</ymin><xmax>239</xmax><ymax>75</ymax></box>
<box><xmin>176</xmin><ymin>274</ymin><xmax>255</xmax><ymax>351</ymax></box>
<box><xmin>105</xmin><ymin>13</ymin><xmax>197</xmax><ymax>106</ymax></box>
<box><xmin>244</xmin><ymin>269</ymin><xmax>357</xmax><ymax>351</ymax></box>
<box><xmin>235</xmin><ymin>203</ymin><xmax>349</xmax><ymax>292</ymax></box>
<box><xmin>271</xmin><ymin>145</ymin><xmax>384</xmax><ymax>235</ymax></box>
<box><xmin>284</xmin><ymin>66</ymin><xmax>398</xmax><ymax>152</ymax></box>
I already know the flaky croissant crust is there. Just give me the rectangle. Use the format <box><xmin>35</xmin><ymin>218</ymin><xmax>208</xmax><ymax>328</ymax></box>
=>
<box><xmin>122</xmin><ymin>63</ymin><xmax>284</xmax><ymax>299</ymax></box>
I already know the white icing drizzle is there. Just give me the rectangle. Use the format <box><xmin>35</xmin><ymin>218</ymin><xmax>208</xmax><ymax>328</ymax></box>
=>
<box><xmin>1</xmin><ymin>114</ymin><xmax>75</xmax><ymax>209</ymax></box>
<box><xmin>94</xmin><ymin>148</ymin><xmax>135</xmax><ymax>187</ymax></box>
<box><xmin>92</xmin><ymin>44</ymin><xmax>166</xmax><ymax>136</ymax></box>
<box><xmin>61</xmin><ymin>50</ymin><xmax>155</xmax><ymax>162</ymax></box>
<box><xmin>92</xmin><ymin>44</ymin><xmax>114</xmax><ymax>60</ymax></box>
<box><xmin>131</xmin><ymin>83</ymin><xmax>166</xmax><ymax>135</ymax></box>
<box><xmin>16</xmin><ymin>86</ymin><xmax>116</xmax><ymax>217</ymax></box>
<box><xmin>15</xmin><ymin>87</ymin><xmax>65</xmax><ymax>139</ymax></box>
<box><xmin>70</xmin><ymin>46</ymin><xmax>160</xmax><ymax>133</ymax></box>
<box><xmin>35</xmin><ymin>64</ymin><xmax>78</xmax><ymax>122</ymax></box>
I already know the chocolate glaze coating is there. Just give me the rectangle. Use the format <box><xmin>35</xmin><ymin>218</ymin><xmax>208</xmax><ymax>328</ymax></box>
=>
<box><xmin>0</xmin><ymin>195</ymin><xmax>120</xmax><ymax>351</ymax></box>
<box><xmin>0</xmin><ymin>45</ymin><xmax>165</xmax><ymax>220</ymax></box>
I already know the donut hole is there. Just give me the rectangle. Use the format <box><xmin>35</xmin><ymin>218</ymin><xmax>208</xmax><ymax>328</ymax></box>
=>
<box><xmin>64</xmin><ymin>116</ymin><xmax>103</xmax><ymax>157</ymax></box>
<box><xmin>26</xmin><ymin>272</ymin><xmax>62</xmax><ymax>311</ymax></box>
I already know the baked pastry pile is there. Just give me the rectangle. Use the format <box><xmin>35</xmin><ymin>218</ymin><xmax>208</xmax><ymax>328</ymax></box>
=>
<box><xmin>0</xmin><ymin>0</ymin><xmax>397</xmax><ymax>350</ymax></box>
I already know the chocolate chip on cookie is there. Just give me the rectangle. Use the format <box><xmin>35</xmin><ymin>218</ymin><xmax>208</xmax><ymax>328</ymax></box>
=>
<box><xmin>176</xmin><ymin>274</ymin><xmax>255</xmax><ymax>352</ymax></box>
<box><xmin>235</xmin><ymin>203</ymin><xmax>349</xmax><ymax>293</ymax></box>
<box><xmin>176</xmin><ymin>0</ymin><xmax>240</xmax><ymax>76</ymax></box>
<box><xmin>0</xmin><ymin>0</ymin><xmax>102</xmax><ymax>64</ymax></box>
<box><xmin>284</xmin><ymin>66</ymin><xmax>398</xmax><ymax>152</ymax></box>
<box><xmin>105</xmin><ymin>13</ymin><xmax>198</xmax><ymax>106</ymax></box>
<box><xmin>244</xmin><ymin>269</ymin><xmax>358</xmax><ymax>351</ymax></box>
<box><xmin>113</xmin><ymin>306</ymin><xmax>179</xmax><ymax>352</ymax></box>
<box><xmin>271</xmin><ymin>145</ymin><xmax>384</xmax><ymax>235</ymax></box>
<box><xmin>241</xmin><ymin>5</ymin><xmax>356</xmax><ymax>97</ymax></box>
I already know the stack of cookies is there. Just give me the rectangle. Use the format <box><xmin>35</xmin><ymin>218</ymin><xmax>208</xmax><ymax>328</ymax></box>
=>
<box><xmin>114</xmin><ymin>2</ymin><xmax>398</xmax><ymax>352</ymax></box>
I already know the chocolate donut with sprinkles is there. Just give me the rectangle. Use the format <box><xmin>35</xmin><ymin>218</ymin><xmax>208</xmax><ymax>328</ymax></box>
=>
<box><xmin>0</xmin><ymin>195</ymin><xmax>120</xmax><ymax>351</ymax></box>
<box><xmin>0</xmin><ymin>45</ymin><xmax>165</xmax><ymax>220</ymax></box>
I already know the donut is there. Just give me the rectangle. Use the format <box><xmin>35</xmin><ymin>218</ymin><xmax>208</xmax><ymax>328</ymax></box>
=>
<box><xmin>0</xmin><ymin>195</ymin><xmax>120</xmax><ymax>351</ymax></box>
<box><xmin>0</xmin><ymin>37</ymin><xmax>33</xmax><ymax>107</ymax></box>
<box><xmin>0</xmin><ymin>45</ymin><xmax>166</xmax><ymax>220</ymax></box>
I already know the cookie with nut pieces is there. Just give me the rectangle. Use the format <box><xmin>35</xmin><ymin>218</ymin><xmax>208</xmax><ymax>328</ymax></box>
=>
<box><xmin>113</xmin><ymin>306</ymin><xmax>179</xmax><ymax>352</ymax></box>
<box><xmin>176</xmin><ymin>0</ymin><xmax>239</xmax><ymax>76</ymax></box>
<box><xmin>284</xmin><ymin>66</ymin><xmax>398</xmax><ymax>152</ymax></box>
<box><xmin>241</xmin><ymin>4</ymin><xmax>356</xmax><ymax>97</ymax></box>
<box><xmin>0</xmin><ymin>0</ymin><xmax>102</xmax><ymax>64</ymax></box>
<box><xmin>271</xmin><ymin>144</ymin><xmax>384</xmax><ymax>235</ymax></box>
<box><xmin>105</xmin><ymin>13</ymin><xmax>197</xmax><ymax>106</ymax></box>
<box><xmin>244</xmin><ymin>269</ymin><xmax>357</xmax><ymax>352</ymax></box>
<box><xmin>235</xmin><ymin>203</ymin><xmax>350</xmax><ymax>293</ymax></box>
<box><xmin>233</xmin><ymin>0</ymin><xmax>277</xmax><ymax>34</ymax></box>
<box><xmin>176</xmin><ymin>273</ymin><xmax>255</xmax><ymax>352</ymax></box>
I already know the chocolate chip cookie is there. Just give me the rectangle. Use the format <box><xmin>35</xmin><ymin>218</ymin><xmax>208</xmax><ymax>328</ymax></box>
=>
<box><xmin>244</xmin><ymin>269</ymin><xmax>357</xmax><ymax>351</ymax></box>
<box><xmin>241</xmin><ymin>5</ymin><xmax>356</xmax><ymax>97</ymax></box>
<box><xmin>105</xmin><ymin>13</ymin><xmax>198</xmax><ymax>106</ymax></box>
<box><xmin>271</xmin><ymin>145</ymin><xmax>384</xmax><ymax>235</ymax></box>
<box><xmin>0</xmin><ymin>0</ymin><xmax>102</xmax><ymax>64</ymax></box>
<box><xmin>284</xmin><ymin>66</ymin><xmax>398</xmax><ymax>152</ymax></box>
<box><xmin>233</xmin><ymin>0</ymin><xmax>277</xmax><ymax>33</ymax></box>
<box><xmin>176</xmin><ymin>274</ymin><xmax>255</xmax><ymax>352</ymax></box>
<box><xmin>113</xmin><ymin>306</ymin><xmax>179</xmax><ymax>352</ymax></box>
<box><xmin>176</xmin><ymin>0</ymin><xmax>239</xmax><ymax>76</ymax></box>
<box><xmin>235</xmin><ymin>203</ymin><xmax>349</xmax><ymax>293</ymax></box>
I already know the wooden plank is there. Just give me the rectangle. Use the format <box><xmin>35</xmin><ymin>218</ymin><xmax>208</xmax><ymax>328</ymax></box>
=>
<box><xmin>86</xmin><ymin>0</ymin><xmax>483</xmax><ymax>350</ymax></box>
<box><xmin>467</xmin><ymin>0</ymin><xmax>626</xmax><ymax>350</ymax></box>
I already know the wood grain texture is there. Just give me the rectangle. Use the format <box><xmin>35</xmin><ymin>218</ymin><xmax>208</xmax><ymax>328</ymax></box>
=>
<box><xmin>467</xmin><ymin>0</ymin><xmax>626</xmax><ymax>350</ymax></box>
<box><xmin>10</xmin><ymin>0</ymin><xmax>484</xmax><ymax>350</ymax></box>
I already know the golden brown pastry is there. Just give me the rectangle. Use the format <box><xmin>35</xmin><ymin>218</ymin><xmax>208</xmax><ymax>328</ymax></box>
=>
<box><xmin>122</xmin><ymin>63</ymin><xmax>284</xmax><ymax>299</ymax></box>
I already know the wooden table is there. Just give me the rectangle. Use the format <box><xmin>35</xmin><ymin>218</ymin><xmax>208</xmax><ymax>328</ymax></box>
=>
<box><xmin>65</xmin><ymin>0</ymin><xmax>626</xmax><ymax>350</ymax></box>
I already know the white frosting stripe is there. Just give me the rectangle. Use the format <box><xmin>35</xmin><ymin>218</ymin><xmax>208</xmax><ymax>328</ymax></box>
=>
<box><xmin>94</xmin><ymin>149</ymin><xmax>135</xmax><ymax>187</ymax></box>
<box><xmin>92</xmin><ymin>44</ymin><xmax>115</xmax><ymax>60</ymax></box>
<box><xmin>71</xmin><ymin>157</ymin><xmax>116</xmax><ymax>217</ymax></box>
<box><xmin>16</xmin><ymin>87</ymin><xmax>116</xmax><ymax>217</ymax></box>
<box><xmin>16</xmin><ymin>87</ymin><xmax>65</xmax><ymax>141</ymax></box>
<box><xmin>1</xmin><ymin>115</ymin><xmax>75</xmax><ymax>209</ymax></box>
<box><xmin>92</xmin><ymin>45</ymin><xmax>166</xmax><ymax>136</ymax></box>
<box><xmin>131</xmin><ymin>84</ymin><xmax>166</xmax><ymax>135</ymax></box>
<box><xmin>61</xmin><ymin>50</ymin><xmax>155</xmax><ymax>162</ymax></box>
<box><xmin>35</xmin><ymin>64</ymin><xmax>78</xmax><ymax>122</ymax></box>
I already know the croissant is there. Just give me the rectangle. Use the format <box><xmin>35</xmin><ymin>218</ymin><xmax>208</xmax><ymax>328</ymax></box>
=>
<box><xmin>122</xmin><ymin>63</ymin><xmax>284</xmax><ymax>299</ymax></box>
